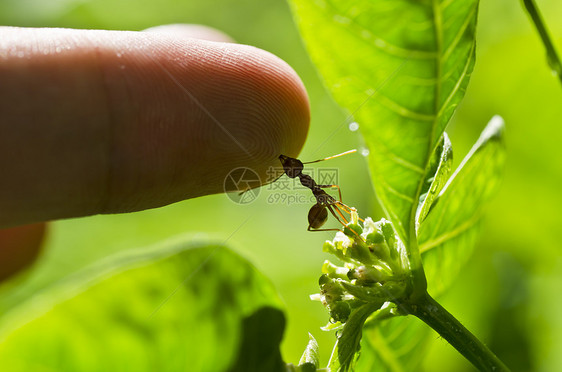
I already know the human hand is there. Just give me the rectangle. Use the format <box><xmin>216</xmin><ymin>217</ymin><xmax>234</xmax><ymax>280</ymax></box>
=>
<box><xmin>0</xmin><ymin>24</ymin><xmax>310</xmax><ymax>278</ymax></box>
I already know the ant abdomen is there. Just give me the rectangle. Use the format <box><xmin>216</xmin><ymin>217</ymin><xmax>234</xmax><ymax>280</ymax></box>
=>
<box><xmin>308</xmin><ymin>203</ymin><xmax>328</xmax><ymax>229</ymax></box>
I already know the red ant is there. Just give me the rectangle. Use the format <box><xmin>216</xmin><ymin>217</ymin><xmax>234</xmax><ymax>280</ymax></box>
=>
<box><xmin>278</xmin><ymin>150</ymin><xmax>357</xmax><ymax>232</ymax></box>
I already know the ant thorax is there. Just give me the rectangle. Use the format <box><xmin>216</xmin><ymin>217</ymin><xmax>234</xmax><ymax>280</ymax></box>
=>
<box><xmin>312</xmin><ymin>188</ymin><xmax>333</xmax><ymax>204</ymax></box>
<box><xmin>299</xmin><ymin>174</ymin><xmax>317</xmax><ymax>189</ymax></box>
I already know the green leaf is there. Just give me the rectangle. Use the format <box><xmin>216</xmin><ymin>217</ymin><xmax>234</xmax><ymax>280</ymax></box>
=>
<box><xmin>418</xmin><ymin>116</ymin><xmax>506</xmax><ymax>295</ymax></box>
<box><xmin>298</xmin><ymin>333</ymin><xmax>320</xmax><ymax>369</ymax></box>
<box><xmin>357</xmin><ymin>316</ymin><xmax>430</xmax><ymax>372</ymax></box>
<box><xmin>416</xmin><ymin>133</ymin><xmax>453</xmax><ymax>229</ymax></box>
<box><xmin>228</xmin><ymin>307</ymin><xmax>286</xmax><ymax>372</ymax></box>
<box><xmin>0</xmin><ymin>237</ymin><xmax>284</xmax><ymax>372</ymax></box>
<box><xmin>289</xmin><ymin>0</ymin><xmax>479</xmax><ymax>246</ymax></box>
<box><xmin>334</xmin><ymin>118</ymin><xmax>505</xmax><ymax>371</ymax></box>
<box><xmin>329</xmin><ymin>302</ymin><xmax>383</xmax><ymax>372</ymax></box>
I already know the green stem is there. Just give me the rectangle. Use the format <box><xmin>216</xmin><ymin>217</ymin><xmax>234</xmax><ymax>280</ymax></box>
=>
<box><xmin>522</xmin><ymin>0</ymin><xmax>562</xmax><ymax>87</ymax></box>
<box><xmin>401</xmin><ymin>293</ymin><xmax>511</xmax><ymax>372</ymax></box>
<box><xmin>407</xmin><ymin>230</ymin><xmax>428</xmax><ymax>300</ymax></box>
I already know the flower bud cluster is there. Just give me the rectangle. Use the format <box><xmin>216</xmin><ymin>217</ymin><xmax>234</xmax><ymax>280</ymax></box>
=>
<box><xmin>311</xmin><ymin>209</ymin><xmax>410</xmax><ymax>324</ymax></box>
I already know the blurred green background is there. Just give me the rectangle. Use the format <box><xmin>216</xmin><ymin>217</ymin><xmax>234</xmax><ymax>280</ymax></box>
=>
<box><xmin>0</xmin><ymin>0</ymin><xmax>561</xmax><ymax>371</ymax></box>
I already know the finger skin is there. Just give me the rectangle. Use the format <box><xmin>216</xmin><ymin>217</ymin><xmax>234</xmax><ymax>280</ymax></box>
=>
<box><xmin>0</xmin><ymin>27</ymin><xmax>309</xmax><ymax>228</ymax></box>
<box><xmin>143</xmin><ymin>24</ymin><xmax>235</xmax><ymax>43</ymax></box>
<box><xmin>0</xmin><ymin>223</ymin><xmax>46</xmax><ymax>282</ymax></box>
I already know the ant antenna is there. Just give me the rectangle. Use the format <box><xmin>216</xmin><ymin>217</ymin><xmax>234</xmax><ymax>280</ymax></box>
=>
<box><xmin>303</xmin><ymin>149</ymin><xmax>357</xmax><ymax>165</ymax></box>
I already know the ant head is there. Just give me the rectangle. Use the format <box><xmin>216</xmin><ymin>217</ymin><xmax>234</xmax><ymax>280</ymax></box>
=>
<box><xmin>279</xmin><ymin>155</ymin><xmax>304</xmax><ymax>178</ymax></box>
<box><xmin>308</xmin><ymin>203</ymin><xmax>328</xmax><ymax>229</ymax></box>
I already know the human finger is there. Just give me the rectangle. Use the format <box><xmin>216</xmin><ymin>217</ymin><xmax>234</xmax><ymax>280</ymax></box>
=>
<box><xmin>0</xmin><ymin>26</ymin><xmax>309</xmax><ymax>228</ymax></box>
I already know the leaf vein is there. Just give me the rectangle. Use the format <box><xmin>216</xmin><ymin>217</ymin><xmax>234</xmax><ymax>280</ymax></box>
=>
<box><xmin>442</xmin><ymin>3</ymin><xmax>478</xmax><ymax>62</ymax></box>
<box><xmin>381</xmin><ymin>180</ymin><xmax>415</xmax><ymax>204</ymax></box>
<box><xmin>369</xmin><ymin>328</ymin><xmax>406</xmax><ymax>372</ymax></box>
<box><xmin>437</xmin><ymin>41</ymin><xmax>476</xmax><ymax>117</ymax></box>
<box><xmin>389</xmin><ymin>155</ymin><xmax>425</xmax><ymax>174</ymax></box>
<box><xmin>419</xmin><ymin>214</ymin><xmax>480</xmax><ymax>254</ymax></box>
<box><xmin>441</xmin><ymin>0</ymin><xmax>456</xmax><ymax>11</ymax></box>
<box><xmin>377</xmin><ymin>93</ymin><xmax>436</xmax><ymax>122</ymax></box>
<box><xmin>324</xmin><ymin>0</ymin><xmax>438</xmax><ymax>60</ymax></box>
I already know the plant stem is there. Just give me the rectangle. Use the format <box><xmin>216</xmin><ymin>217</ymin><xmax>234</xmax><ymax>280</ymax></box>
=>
<box><xmin>522</xmin><ymin>0</ymin><xmax>562</xmax><ymax>87</ymax></box>
<box><xmin>407</xmin><ymin>229</ymin><xmax>428</xmax><ymax>300</ymax></box>
<box><xmin>401</xmin><ymin>293</ymin><xmax>511</xmax><ymax>372</ymax></box>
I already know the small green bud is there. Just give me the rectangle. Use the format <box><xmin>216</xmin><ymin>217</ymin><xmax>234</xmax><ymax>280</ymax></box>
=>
<box><xmin>370</xmin><ymin>242</ymin><xmax>391</xmax><ymax>262</ymax></box>
<box><xmin>323</xmin><ymin>240</ymin><xmax>336</xmax><ymax>254</ymax></box>
<box><xmin>322</xmin><ymin>261</ymin><xmax>350</xmax><ymax>280</ymax></box>
<box><xmin>380</xmin><ymin>219</ymin><xmax>395</xmax><ymax>243</ymax></box>
<box><xmin>380</xmin><ymin>219</ymin><xmax>397</xmax><ymax>260</ymax></box>
<box><xmin>318</xmin><ymin>274</ymin><xmax>330</xmax><ymax>286</ymax></box>
<box><xmin>341</xmin><ymin>281</ymin><xmax>386</xmax><ymax>302</ymax></box>
<box><xmin>322</xmin><ymin>261</ymin><xmax>336</xmax><ymax>275</ymax></box>
<box><xmin>331</xmin><ymin>232</ymin><xmax>354</xmax><ymax>258</ymax></box>
<box><xmin>321</xmin><ymin>280</ymin><xmax>345</xmax><ymax>304</ymax></box>
<box><xmin>348</xmin><ymin>240</ymin><xmax>374</xmax><ymax>265</ymax></box>
<box><xmin>343</xmin><ymin>223</ymin><xmax>363</xmax><ymax>239</ymax></box>
<box><xmin>366</xmin><ymin>231</ymin><xmax>385</xmax><ymax>244</ymax></box>
<box><xmin>322</xmin><ymin>261</ymin><xmax>346</xmax><ymax>280</ymax></box>
<box><xmin>330</xmin><ymin>301</ymin><xmax>351</xmax><ymax>323</ymax></box>
<box><xmin>347</xmin><ymin>265</ymin><xmax>389</xmax><ymax>283</ymax></box>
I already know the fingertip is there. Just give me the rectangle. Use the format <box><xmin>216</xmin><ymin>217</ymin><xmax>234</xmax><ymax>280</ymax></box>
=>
<box><xmin>141</xmin><ymin>24</ymin><xmax>310</xmax><ymax>171</ymax></box>
<box><xmin>97</xmin><ymin>33</ymin><xmax>311</xmax><ymax>211</ymax></box>
<box><xmin>143</xmin><ymin>24</ymin><xmax>235</xmax><ymax>43</ymax></box>
<box><xmin>210</xmin><ymin>42</ymin><xmax>311</xmax><ymax>182</ymax></box>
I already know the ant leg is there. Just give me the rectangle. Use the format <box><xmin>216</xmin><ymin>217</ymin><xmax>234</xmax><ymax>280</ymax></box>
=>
<box><xmin>333</xmin><ymin>201</ymin><xmax>365</xmax><ymax>223</ymax></box>
<box><xmin>326</xmin><ymin>204</ymin><xmax>349</xmax><ymax>225</ymax></box>
<box><xmin>317</xmin><ymin>187</ymin><xmax>352</xmax><ymax>215</ymax></box>
<box><xmin>317</xmin><ymin>184</ymin><xmax>343</xmax><ymax>203</ymax></box>
<box><xmin>316</xmin><ymin>185</ymin><xmax>365</xmax><ymax>223</ymax></box>
<box><xmin>327</xmin><ymin>204</ymin><xmax>365</xmax><ymax>241</ymax></box>
<box><xmin>316</xmin><ymin>186</ymin><xmax>364</xmax><ymax>222</ymax></box>
<box><xmin>307</xmin><ymin>204</ymin><xmax>364</xmax><ymax>241</ymax></box>
<box><xmin>318</xmin><ymin>186</ymin><xmax>364</xmax><ymax>222</ymax></box>
<box><xmin>307</xmin><ymin>225</ymin><xmax>342</xmax><ymax>233</ymax></box>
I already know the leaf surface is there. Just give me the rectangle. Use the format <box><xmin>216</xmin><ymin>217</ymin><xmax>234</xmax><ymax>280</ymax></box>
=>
<box><xmin>228</xmin><ymin>307</ymin><xmax>286</xmax><ymax>372</ymax></box>
<box><xmin>289</xmin><ymin>0</ymin><xmax>479</xmax><ymax>246</ymax></box>
<box><xmin>298</xmin><ymin>333</ymin><xmax>320</xmax><ymax>369</ymax></box>
<box><xmin>416</xmin><ymin>133</ymin><xmax>453</xmax><ymax>229</ymax></box>
<box><xmin>348</xmin><ymin>118</ymin><xmax>505</xmax><ymax>371</ymax></box>
<box><xmin>357</xmin><ymin>316</ymin><xmax>430</xmax><ymax>372</ymax></box>
<box><xmin>328</xmin><ymin>302</ymin><xmax>383</xmax><ymax>372</ymax></box>
<box><xmin>0</xmin><ymin>237</ymin><xmax>284</xmax><ymax>372</ymax></box>
<box><xmin>419</xmin><ymin>116</ymin><xmax>506</xmax><ymax>295</ymax></box>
